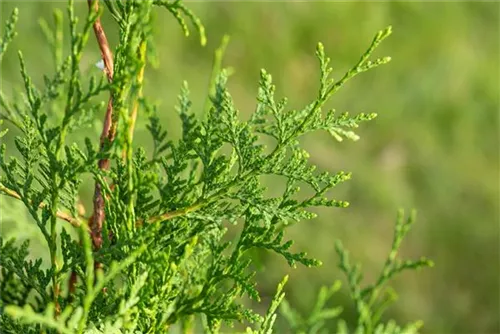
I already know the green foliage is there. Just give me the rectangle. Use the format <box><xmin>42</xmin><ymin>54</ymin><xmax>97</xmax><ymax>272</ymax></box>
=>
<box><xmin>0</xmin><ymin>7</ymin><xmax>18</xmax><ymax>62</ymax></box>
<box><xmin>279</xmin><ymin>210</ymin><xmax>433</xmax><ymax>334</ymax></box>
<box><xmin>0</xmin><ymin>1</ymin><xmax>431</xmax><ymax>333</ymax></box>
<box><xmin>334</xmin><ymin>210</ymin><xmax>433</xmax><ymax>334</ymax></box>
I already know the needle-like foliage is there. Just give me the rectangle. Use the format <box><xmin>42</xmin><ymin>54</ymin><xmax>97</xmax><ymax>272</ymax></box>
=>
<box><xmin>0</xmin><ymin>1</ymin><xmax>431</xmax><ymax>333</ymax></box>
<box><xmin>279</xmin><ymin>210</ymin><xmax>434</xmax><ymax>334</ymax></box>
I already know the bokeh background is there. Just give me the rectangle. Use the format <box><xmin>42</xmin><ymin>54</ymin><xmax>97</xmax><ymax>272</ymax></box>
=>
<box><xmin>1</xmin><ymin>2</ymin><xmax>499</xmax><ymax>333</ymax></box>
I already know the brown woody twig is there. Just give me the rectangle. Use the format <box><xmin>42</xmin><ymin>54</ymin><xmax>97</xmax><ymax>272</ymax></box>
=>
<box><xmin>0</xmin><ymin>184</ymin><xmax>82</xmax><ymax>227</ymax></box>
<box><xmin>88</xmin><ymin>0</ymin><xmax>115</xmax><ymax>251</ymax></box>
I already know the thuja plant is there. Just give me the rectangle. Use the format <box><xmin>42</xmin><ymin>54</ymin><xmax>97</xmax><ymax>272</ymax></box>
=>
<box><xmin>279</xmin><ymin>210</ymin><xmax>433</xmax><ymax>334</ymax></box>
<box><xmin>0</xmin><ymin>1</ymin><xmax>433</xmax><ymax>333</ymax></box>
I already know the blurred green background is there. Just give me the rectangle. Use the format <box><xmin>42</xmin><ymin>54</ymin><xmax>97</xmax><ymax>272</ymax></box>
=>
<box><xmin>1</xmin><ymin>2</ymin><xmax>499</xmax><ymax>333</ymax></box>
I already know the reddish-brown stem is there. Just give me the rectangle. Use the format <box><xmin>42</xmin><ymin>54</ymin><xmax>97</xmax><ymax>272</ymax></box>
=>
<box><xmin>89</xmin><ymin>0</ymin><xmax>113</xmax><ymax>82</ymax></box>
<box><xmin>88</xmin><ymin>0</ymin><xmax>115</xmax><ymax>252</ymax></box>
<box><xmin>70</xmin><ymin>1</ymin><xmax>116</xmax><ymax>299</ymax></box>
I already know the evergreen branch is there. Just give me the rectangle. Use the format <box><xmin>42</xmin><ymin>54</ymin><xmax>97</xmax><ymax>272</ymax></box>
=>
<box><xmin>204</xmin><ymin>34</ymin><xmax>230</xmax><ymax>115</ymax></box>
<box><xmin>0</xmin><ymin>183</ymin><xmax>82</xmax><ymax>227</ymax></box>
<box><xmin>335</xmin><ymin>210</ymin><xmax>433</xmax><ymax>332</ymax></box>
<box><xmin>0</xmin><ymin>183</ymin><xmax>204</xmax><ymax>231</ymax></box>
<box><xmin>4</xmin><ymin>304</ymin><xmax>75</xmax><ymax>334</ymax></box>
<box><xmin>79</xmin><ymin>245</ymin><xmax>147</xmax><ymax>332</ymax></box>
<box><xmin>176</xmin><ymin>2</ymin><xmax>206</xmax><ymax>46</ymax></box>
<box><xmin>103</xmin><ymin>0</ymin><xmax>124</xmax><ymax>28</ymax></box>
<box><xmin>0</xmin><ymin>7</ymin><xmax>18</xmax><ymax>62</ymax></box>
<box><xmin>37</xmin><ymin>8</ymin><xmax>64</xmax><ymax>69</ymax></box>
<box><xmin>46</xmin><ymin>1</ymin><xmax>98</xmax><ymax>315</ymax></box>
<box><xmin>141</xmin><ymin>202</ymin><xmax>203</xmax><ymax>225</ymax></box>
<box><xmin>125</xmin><ymin>38</ymin><xmax>147</xmax><ymax>155</ymax></box>
<box><xmin>154</xmin><ymin>0</ymin><xmax>207</xmax><ymax>46</ymax></box>
<box><xmin>361</xmin><ymin>210</ymin><xmax>434</xmax><ymax>303</ymax></box>
<box><xmin>279</xmin><ymin>280</ymin><xmax>343</xmax><ymax>333</ymax></box>
<box><xmin>0</xmin><ymin>239</ymin><xmax>52</xmax><ymax>306</ymax></box>
<box><xmin>0</xmin><ymin>3</ymin><xmax>433</xmax><ymax>332</ymax></box>
<box><xmin>248</xmin><ymin>275</ymin><xmax>288</xmax><ymax>334</ymax></box>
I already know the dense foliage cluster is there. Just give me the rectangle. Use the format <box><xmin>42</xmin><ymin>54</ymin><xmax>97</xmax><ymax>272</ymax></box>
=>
<box><xmin>0</xmin><ymin>1</ymin><xmax>432</xmax><ymax>333</ymax></box>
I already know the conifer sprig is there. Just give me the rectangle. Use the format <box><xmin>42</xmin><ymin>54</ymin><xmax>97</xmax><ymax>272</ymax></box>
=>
<box><xmin>0</xmin><ymin>7</ymin><xmax>18</xmax><ymax>62</ymax></box>
<box><xmin>334</xmin><ymin>210</ymin><xmax>434</xmax><ymax>333</ymax></box>
<box><xmin>0</xmin><ymin>1</ymin><xmax>432</xmax><ymax>333</ymax></box>
<box><xmin>279</xmin><ymin>211</ymin><xmax>433</xmax><ymax>334</ymax></box>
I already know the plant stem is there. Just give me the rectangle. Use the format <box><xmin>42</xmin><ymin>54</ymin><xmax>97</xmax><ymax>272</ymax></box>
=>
<box><xmin>126</xmin><ymin>38</ymin><xmax>147</xmax><ymax>150</ymax></box>
<box><xmin>123</xmin><ymin>37</ymin><xmax>147</xmax><ymax>230</ymax></box>
<box><xmin>0</xmin><ymin>184</ymin><xmax>82</xmax><ymax>227</ymax></box>
<box><xmin>88</xmin><ymin>0</ymin><xmax>114</xmax><ymax>252</ymax></box>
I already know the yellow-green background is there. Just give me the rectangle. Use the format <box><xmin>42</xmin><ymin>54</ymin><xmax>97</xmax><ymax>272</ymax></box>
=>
<box><xmin>1</xmin><ymin>2</ymin><xmax>498</xmax><ymax>333</ymax></box>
